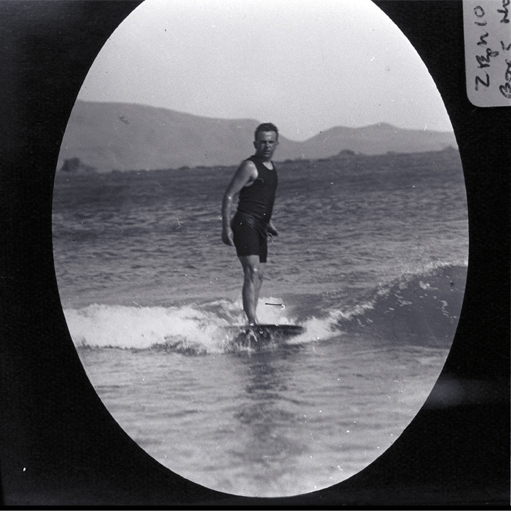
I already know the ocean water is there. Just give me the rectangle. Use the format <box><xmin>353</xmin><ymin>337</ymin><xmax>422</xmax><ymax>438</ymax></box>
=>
<box><xmin>52</xmin><ymin>148</ymin><xmax>468</xmax><ymax>497</ymax></box>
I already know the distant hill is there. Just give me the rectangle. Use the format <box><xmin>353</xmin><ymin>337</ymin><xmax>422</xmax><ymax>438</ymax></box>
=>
<box><xmin>58</xmin><ymin>100</ymin><xmax>457</xmax><ymax>173</ymax></box>
<box><xmin>294</xmin><ymin>124</ymin><xmax>457</xmax><ymax>161</ymax></box>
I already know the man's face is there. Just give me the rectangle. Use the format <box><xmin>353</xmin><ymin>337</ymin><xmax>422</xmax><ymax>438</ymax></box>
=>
<box><xmin>253</xmin><ymin>131</ymin><xmax>279</xmax><ymax>161</ymax></box>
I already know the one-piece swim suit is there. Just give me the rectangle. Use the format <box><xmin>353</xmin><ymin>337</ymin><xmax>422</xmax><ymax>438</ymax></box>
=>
<box><xmin>231</xmin><ymin>156</ymin><xmax>278</xmax><ymax>263</ymax></box>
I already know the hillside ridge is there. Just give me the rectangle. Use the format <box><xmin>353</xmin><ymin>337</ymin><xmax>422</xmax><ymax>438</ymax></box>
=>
<box><xmin>58</xmin><ymin>100</ymin><xmax>457</xmax><ymax>173</ymax></box>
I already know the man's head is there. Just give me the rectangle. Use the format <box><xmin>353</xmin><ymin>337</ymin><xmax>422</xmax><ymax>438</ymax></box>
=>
<box><xmin>254</xmin><ymin>123</ymin><xmax>279</xmax><ymax>142</ymax></box>
<box><xmin>253</xmin><ymin>123</ymin><xmax>279</xmax><ymax>161</ymax></box>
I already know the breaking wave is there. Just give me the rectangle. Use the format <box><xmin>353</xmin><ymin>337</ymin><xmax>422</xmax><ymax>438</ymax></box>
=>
<box><xmin>65</xmin><ymin>263</ymin><xmax>466</xmax><ymax>355</ymax></box>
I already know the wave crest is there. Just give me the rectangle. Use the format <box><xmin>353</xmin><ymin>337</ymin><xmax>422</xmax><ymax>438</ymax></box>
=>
<box><xmin>65</xmin><ymin>264</ymin><xmax>466</xmax><ymax>354</ymax></box>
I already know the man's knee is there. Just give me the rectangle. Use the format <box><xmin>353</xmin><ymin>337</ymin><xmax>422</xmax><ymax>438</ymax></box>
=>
<box><xmin>243</xmin><ymin>264</ymin><xmax>260</xmax><ymax>282</ymax></box>
<box><xmin>240</xmin><ymin>258</ymin><xmax>259</xmax><ymax>278</ymax></box>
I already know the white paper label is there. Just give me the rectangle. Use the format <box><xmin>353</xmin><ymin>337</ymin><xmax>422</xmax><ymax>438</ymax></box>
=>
<box><xmin>464</xmin><ymin>0</ymin><xmax>511</xmax><ymax>107</ymax></box>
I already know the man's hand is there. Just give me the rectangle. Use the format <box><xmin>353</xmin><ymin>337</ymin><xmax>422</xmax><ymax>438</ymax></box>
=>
<box><xmin>267</xmin><ymin>223</ymin><xmax>278</xmax><ymax>237</ymax></box>
<box><xmin>222</xmin><ymin>228</ymin><xmax>234</xmax><ymax>246</ymax></box>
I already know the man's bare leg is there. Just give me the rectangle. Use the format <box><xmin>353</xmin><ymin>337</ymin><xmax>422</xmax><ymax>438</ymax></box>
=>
<box><xmin>239</xmin><ymin>255</ymin><xmax>265</xmax><ymax>325</ymax></box>
<box><xmin>253</xmin><ymin>261</ymin><xmax>265</xmax><ymax>312</ymax></box>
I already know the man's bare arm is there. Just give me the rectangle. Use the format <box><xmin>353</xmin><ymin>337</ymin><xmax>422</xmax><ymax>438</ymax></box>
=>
<box><xmin>221</xmin><ymin>160</ymin><xmax>258</xmax><ymax>246</ymax></box>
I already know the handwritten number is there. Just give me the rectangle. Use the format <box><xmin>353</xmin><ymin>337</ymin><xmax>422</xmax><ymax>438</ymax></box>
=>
<box><xmin>474</xmin><ymin>5</ymin><xmax>485</xmax><ymax>17</ymax></box>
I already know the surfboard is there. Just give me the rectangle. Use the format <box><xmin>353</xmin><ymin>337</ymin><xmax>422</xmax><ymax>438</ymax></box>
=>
<box><xmin>226</xmin><ymin>324</ymin><xmax>304</xmax><ymax>347</ymax></box>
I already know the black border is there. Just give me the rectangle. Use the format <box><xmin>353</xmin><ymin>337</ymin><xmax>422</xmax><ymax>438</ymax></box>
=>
<box><xmin>0</xmin><ymin>0</ymin><xmax>508</xmax><ymax>507</ymax></box>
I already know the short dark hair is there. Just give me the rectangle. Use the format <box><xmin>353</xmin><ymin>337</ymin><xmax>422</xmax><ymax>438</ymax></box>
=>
<box><xmin>255</xmin><ymin>123</ymin><xmax>279</xmax><ymax>141</ymax></box>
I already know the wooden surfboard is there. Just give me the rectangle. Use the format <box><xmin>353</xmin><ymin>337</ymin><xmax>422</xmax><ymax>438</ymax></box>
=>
<box><xmin>226</xmin><ymin>324</ymin><xmax>304</xmax><ymax>346</ymax></box>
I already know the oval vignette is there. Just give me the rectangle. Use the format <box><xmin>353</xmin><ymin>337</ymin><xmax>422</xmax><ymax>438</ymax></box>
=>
<box><xmin>52</xmin><ymin>0</ymin><xmax>468</xmax><ymax>498</ymax></box>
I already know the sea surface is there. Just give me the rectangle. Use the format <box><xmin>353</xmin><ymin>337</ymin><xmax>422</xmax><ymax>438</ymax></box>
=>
<box><xmin>52</xmin><ymin>149</ymin><xmax>468</xmax><ymax>497</ymax></box>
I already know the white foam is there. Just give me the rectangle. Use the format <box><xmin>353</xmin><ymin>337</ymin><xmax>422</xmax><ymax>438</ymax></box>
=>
<box><xmin>64</xmin><ymin>303</ymin><xmax>232</xmax><ymax>350</ymax></box>
<box><xmin>63</xmin><ymin>296</ymin><xmax>308</xmax><ymax>351</ymax></box>
<box><xmin>286</xmin><ymin>315</ymin><xmax>338</xmax><ymax>344</ymax></box>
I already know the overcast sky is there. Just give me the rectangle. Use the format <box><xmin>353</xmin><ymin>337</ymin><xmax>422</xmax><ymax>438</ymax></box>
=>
<box><xmin>78</xmin><ymin>0</ymin><xmax>453</xmax><ymax>141</ymax></box>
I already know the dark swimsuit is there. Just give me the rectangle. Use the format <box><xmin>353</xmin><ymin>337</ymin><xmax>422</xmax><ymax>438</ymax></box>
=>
<box><xmin>231</xmin><ymin>156</ymin><xmax>278</xmax><ymax>263</ymax></box>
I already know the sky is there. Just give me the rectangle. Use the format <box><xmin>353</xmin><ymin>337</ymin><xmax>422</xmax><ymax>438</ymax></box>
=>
<box><xmin>78</xmin><ymin>0</ymin><xmax>453</xmax><ymax>141</ymax></box>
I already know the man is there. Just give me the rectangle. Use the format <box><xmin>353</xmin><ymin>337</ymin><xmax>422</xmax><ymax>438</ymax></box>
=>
<box><xmin>222</xmin><ymin>123</ymin><xmax>280</xmax><ymax>326</ymax></box>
